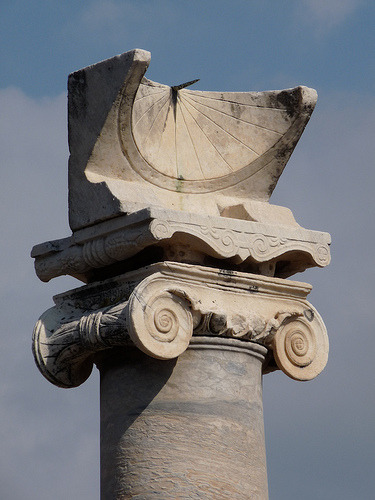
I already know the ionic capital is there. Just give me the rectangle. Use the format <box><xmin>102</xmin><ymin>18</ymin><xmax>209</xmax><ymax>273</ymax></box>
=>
<box><xmin>33</xmin><ymin>262</ymin><xmax>328</xmax><ymax>387</ymax></box>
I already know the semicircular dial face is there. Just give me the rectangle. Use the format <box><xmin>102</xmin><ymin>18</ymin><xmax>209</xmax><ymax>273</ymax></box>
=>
<box><xmin>121</xmin><ymin>78</ymin><xmax>303</xmax><ymax>193</ymax></box>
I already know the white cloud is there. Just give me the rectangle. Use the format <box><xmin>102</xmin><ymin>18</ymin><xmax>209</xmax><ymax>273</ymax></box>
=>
<box><xmin>296</xmin><ymin>0</ymin><xmax>363</xmax><ymax>34</ymax></box>
<box><xmin>73</xmin><ymin>0</ymin><xmax>179</xmax><ymax>46</ymax></box>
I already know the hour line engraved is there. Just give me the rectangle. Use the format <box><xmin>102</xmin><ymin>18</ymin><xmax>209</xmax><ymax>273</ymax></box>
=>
<box><xmin>134</xmin><ymin>87</ymin><xmax>166</xmax><ymax>102</ymax></box>
<box><xmin>140</xmin><ymin>96</ymin><xmax>171</xmax><ymax>147</ymax></box>
<box><xmin>179</xmin><ymin>97</ymin><xmax>234</xmax><ymax>173</ymax></box>
<box><xmin>185</xmin><ymin>94</ymin><xmax>284</xmax><ymax>135</ymax></box>
<box><xmin>178</xmin><ymin>98</ymin><xmax>206</xmax><ymax>179</ymax></box>
<box><xmin>182</xmin><ymin>96</ymin><xmax>260</xmax><ymax>156</ymax></box>
<box><xmin>184</xmin><ymin>90</ymin><xmax>291</xmax><ymax>112</ymax></box>
<box><xmin>133</xmin><ymin>91</ymin><xmax>169</xmax><ymax>130</ymax></box>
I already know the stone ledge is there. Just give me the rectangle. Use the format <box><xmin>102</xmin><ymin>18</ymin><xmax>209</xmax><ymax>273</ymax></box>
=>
<box><xmin>31</xmin><ymin>206</ymin><xmax>331</xmax><ymax>282</ymax></box>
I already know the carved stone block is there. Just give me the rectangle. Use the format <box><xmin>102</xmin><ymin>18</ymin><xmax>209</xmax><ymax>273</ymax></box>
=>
<box><xmin>32</xmin><ymin>206</ymin><xmax>330</xmax><ymax>283</ymax></box>
<box><xmin>31</xmin><ymin>48</ymin><xmax>331</xmax><ymax>296</ymax></box>
<box><xmin>31</xmin><ymin>49</ymin><xmax>331</xmax><ymax>499</ymax></box>
<box><xmin>33</xmin><ymin>262</ymin><xmax>328</xmax><ymax>388</ymax></box>
<box><xmin>67</xmin><ymin>49</ymin><xmax>317</xmax><ymax>231</ymax></box>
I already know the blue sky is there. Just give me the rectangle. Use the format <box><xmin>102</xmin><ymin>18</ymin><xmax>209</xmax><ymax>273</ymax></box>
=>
<box><xmin>1</xmin><ymin>1</ymin><xmax>375</xmax><ymax>499</ymax></box>
<box><xmin>2</xmin><ymin>1</ymin><xmax>374</xmax><ymax>97</ymax></box>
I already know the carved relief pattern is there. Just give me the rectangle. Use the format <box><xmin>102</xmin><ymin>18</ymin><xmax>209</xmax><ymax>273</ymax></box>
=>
<box><xmin>127</xmin><ymin>286</ymin><xmax>194</xmax><ymax>360</ymax></box>
<box><xmin>314</xmin><ymin>244</ymin><xmax>330</xmax><ymax>266</ymax></box>
<box><xmin>33</xmin><ymin>301</ymin><xmax>130</xmax><ymax>388</ymax></box>
<box><xmin>33</xmin><ymin>281</ymin><xmax>195</xmax><ymax>387</ymax></box>
<box><xmin>33</xmin><ymin>263</ymin><xmax>328</xmax><ymax>388</ymax></box>
<box><xmin>149</xmin><ymin>220</ymin><xmax>174</xmax><ymax>240</ymax></box>
<box><xmin>34</xmin><ymin>225</ymin><xmax>155</xmax><ymax>281</ymax></box>
<box><xmin>194</xmin><ymin>310</ymin><xmax>301</xmax><ymax>344</ymax></box>
<box><xmin>34</xmin><ymin>214</ymin><xmax>330</xmax><ymax>282</ymax></box>
<box><xmin>271</xmin><ymin>315</ymin><xmax>327</xmax><ymax>381</ymax></box>
<box><xmin>160</xmin><ymin>219</ymin><xmax>330</xmax><ymax>267</ymax></box>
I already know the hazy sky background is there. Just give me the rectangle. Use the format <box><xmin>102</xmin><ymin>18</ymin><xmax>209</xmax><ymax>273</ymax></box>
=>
<box><xmin>1</xmin><ymin>1</ymin><xmax>374</xmax><ymax>498</ymax></box>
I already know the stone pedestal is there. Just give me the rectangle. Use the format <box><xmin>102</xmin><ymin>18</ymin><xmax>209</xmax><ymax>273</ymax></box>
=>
<box><xmin>98</xmin><ymin>340</ymin><xmax>268</xmax><ymax>500</ymax></box>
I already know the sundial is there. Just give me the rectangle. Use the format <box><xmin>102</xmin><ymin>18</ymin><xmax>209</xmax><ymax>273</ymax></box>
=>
<box><xmin>31</xmin><ymin>49</ymin><xmax>331</xmax><ymax>500</ymax></box>
<box><xmin>67</xmin><ymin>49</ymin><xmax>318</xmax><ymax>228</ymax></box>
<box><xmin>30</xmin><ymin>48</ymin><xmax>330</xmax><ymax>284</ymax></box>
<box><xmin>118</xmin><ymin>70</ymin><xmax>317</xmax><ymax>194</ymax></box>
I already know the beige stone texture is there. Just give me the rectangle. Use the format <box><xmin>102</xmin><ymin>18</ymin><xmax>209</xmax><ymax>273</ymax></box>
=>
<box><xmin>31</xmin><ymin>49</ymin><xmax>332</xmax><ymax>499</ymax></box>
<box><xmin>68</xmin><ymin>49</ymin><xmax>317</xmax><ymax>231</ymax></box>
<box><xmin>31</xmin><ymin>206</ymin><xmax>330</xmax><ymax>283</ymax></box>
<box><xmin>33</xmin><ymin>262</ymin><xmax>328</xmax><ymax>387</ymax></box>
<box><xmin>98</xmin><ymin>341</ymin><xmax>268</xmax><ymax>499</ymax></box>
<box><xmin>31</xmin><ymin>48</ymin><xmax>330</xmax><ymax>291</ymax></box>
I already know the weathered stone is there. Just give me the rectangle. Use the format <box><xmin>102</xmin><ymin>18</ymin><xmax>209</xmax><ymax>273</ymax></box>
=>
<box><xmin>33</xmin><ymin>262</ymin><xmax>328</xmax><ymax>387</ymax></box>
<box><xmin>32</xmin><ymin>205</ymin><xmax>330</xmax><ymax>283</ymax></box>
<box><xmin>31</xmin><ymin>49</ymin><xmax>331</xmax><ymax>499</ymax></box>
<box><xmin>67</xmin><ymin>49</ymin><xmax>317</xmax><ymax>231</ymax></box>
<box><xmin>98</xmin><ymin>341</ymin><xmax>268</xmax><ymax>499</ymax></box>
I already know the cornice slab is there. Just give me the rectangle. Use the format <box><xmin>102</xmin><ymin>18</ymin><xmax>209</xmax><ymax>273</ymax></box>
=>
<box><xmin>31</xmin><ymin>207</ymin><xmax>330</xmax><ymax>283</ymax></box>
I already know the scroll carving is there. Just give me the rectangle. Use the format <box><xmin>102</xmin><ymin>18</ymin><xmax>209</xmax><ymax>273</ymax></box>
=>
<box><xmin>193</xmin><ymin>307</ymin><xmax>328</xmax><ymax>381</ymax></box>
<box><xmin>127</xmin><ymin>287</ymin><xmax>194</xmax><ymax>360</ymax></box>
<box><xmin>32</xmin><ymin>262</ymin><xmax>328</xmax><ymax>387</ymax></box>
<box><xmin>33</xmin><ymin>276</ymin><xmax>196</xmax><ymax>387</ymax></box>
<box><xmin>194</xmin><ymin>310</ymin><xmax>300</xmax><ymax>342</ymax></box>
<box><xmin>32</xmin><ymin>209</ymin><xmax>331</xmax><ymax>283</ymax></box>
<box><xmin>271</xmin><ymin>314</ymin><xmax>328</xmax><ymax>381</ymax></box>
<box><xmin>32</xmin><ymin>301</ymin><xmax>130</xmax><ymax>388</ymax></box>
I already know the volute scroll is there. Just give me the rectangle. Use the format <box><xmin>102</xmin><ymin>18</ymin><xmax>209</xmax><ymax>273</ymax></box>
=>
<box><xmin>126</xmin><ymin>283</ymin><xmax>194</xmax><ymax>360</ymax></box>
<box><xmin>32</xmin><ymin>262</ymin><xmax>329</xmax><ymax>387</ymax></box>
<box><xmin>270</xmin><ymin>312</ymin><xmax>329</xmax><ymax>381</ymax></box>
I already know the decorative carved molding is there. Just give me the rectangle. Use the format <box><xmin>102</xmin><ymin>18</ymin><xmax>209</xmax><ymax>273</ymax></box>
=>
<box><xmin>33</xmin><ymin>301</ymin><xmax>131</xmax><ymax>388</ymax></box>
<box><xmin>127</xmin><ymin>287</ymin><xmax>194</xmax><ymax>360</ymax></box>
<box><xmin>194</xmin><ymin>310</ymin><xmax>301</xmax><ymax>342</ymax></box>
<box><xmin>31</xmin><ymin>207</ymin><xmax>331</xmax><ymax>283</ymax></box>
<box><xmin>194</xmin><ymin>308</ymin><xmax>327</xmax><ymax>381</ymax></box>
<box><xmin>33</xmin><ymin>262</ymin><xmax>328</xmax><ymax>387</ymax></box>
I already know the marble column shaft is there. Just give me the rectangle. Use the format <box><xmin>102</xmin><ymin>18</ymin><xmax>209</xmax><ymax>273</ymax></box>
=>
<box><xmin>98</xmin><ymin>340</ymin><xmax>268</xmax><ymax>500</ymax></box>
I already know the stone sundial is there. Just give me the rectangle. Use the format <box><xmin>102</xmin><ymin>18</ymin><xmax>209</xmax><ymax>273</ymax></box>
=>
<box><xmin>33</xmin><ymin>48</ymin><xmax>330</xmax><ymax>283</ymax></box>
<box><xmin>66</xmin><ymin>49</ymin><xmax>318</xmax><ymax>230</ymax></box>
<box><xmin>122</xmin><ymin>75</ymin><xmax>316</xmax><ymax>193</ymax></box>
